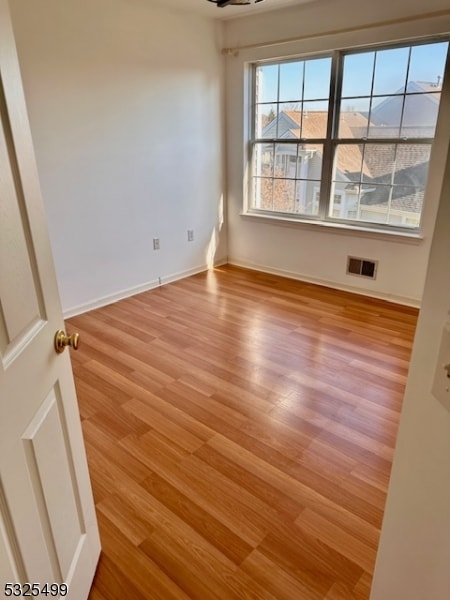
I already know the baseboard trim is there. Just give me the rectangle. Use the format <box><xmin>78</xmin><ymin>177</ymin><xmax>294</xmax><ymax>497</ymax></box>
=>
<box><xmin>227</xmin><ymin>257</ymin><xmax>421</xmax><ymax>308</ymax></box>
<box><xmin>64</xmin><ymin>257</ymin><xmax>420</xmax><ymax>317</ymax></box>
<box><xmin>63</xmin><ymin>259</ymin><xmax>227</xmax><ymax>318</ymax></box>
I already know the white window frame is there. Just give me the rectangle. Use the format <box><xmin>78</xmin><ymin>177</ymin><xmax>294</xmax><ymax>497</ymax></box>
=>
<box><xmin>247</xmin><ymin>37</ymin><xmax>450</xmax><ymax>234</ymax></box>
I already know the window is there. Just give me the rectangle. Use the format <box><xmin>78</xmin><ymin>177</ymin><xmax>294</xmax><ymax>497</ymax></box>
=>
<box><xmin>249</xmin><ymin>39</ymin><xmax>449</xmax><ymax>230</ymax></box>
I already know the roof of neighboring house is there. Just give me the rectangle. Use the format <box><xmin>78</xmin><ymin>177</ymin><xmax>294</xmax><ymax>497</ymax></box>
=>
<box><xmin>262</xmin><ymin>101</ymin><xmax>433</xmax><ymax>215</ymax></box>
<box><xmin>269</xmin><ymin>107</ymin><xmax>431</xmax><ymax>176</ymax></box>
<box><xmin>409</xmin><ymin>81</ymin><xmax>442</xmax><ymax>97</ymax></box>
<box><xmin>280</xmin><ymin>110</ymin><xmax>371</xmax><ymax>177</ymax></box>
<box><xmin>370</xmin><ymin>81</ymin><xmax>441</xmax><ymax>129</ymax></box>
<box><xmin>283</xmin><ymin>110</ymin><xmax>326</xmax><ymax>138</ymax></box>
<box><xmin>282</xmin><ymin>109</ymin><xmax>369</xmax><ymax>138</ymax></box>
<box><xmin>367</xmin><ymin>191</ymin><xmax>424</xmax><ymax>215</ymax></box>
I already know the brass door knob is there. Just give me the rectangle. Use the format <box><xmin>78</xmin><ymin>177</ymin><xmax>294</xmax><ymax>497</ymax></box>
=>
<box><xmin>54</xmin><ymin>330</ymin><xmax>80</xmax><ymax>354</ymax></box>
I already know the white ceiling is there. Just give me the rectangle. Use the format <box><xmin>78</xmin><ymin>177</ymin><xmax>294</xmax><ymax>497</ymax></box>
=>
<box><xmin>147</xmin><ymin>0</ymin><xmax>319</xmax><ymax>20</ymax></box>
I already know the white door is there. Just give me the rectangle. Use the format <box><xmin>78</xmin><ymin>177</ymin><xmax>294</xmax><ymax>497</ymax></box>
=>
<box><xmin>0</xmin><ymin>1</ymin><xmax>100</xmax><ymax>598</ymax></box>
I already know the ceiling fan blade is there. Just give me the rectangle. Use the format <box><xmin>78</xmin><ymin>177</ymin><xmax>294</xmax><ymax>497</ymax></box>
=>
<box><xmin>207</xmin><ymin>0</ymin><xmax>264</xmax><ymax>6</ymax></box>
<box><xmin>218</xmin><ymin>1</ymin><xmax>250</xmax><ymax>6</ymax></box>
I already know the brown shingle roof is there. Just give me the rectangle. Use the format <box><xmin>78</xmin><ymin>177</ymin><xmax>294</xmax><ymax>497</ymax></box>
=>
<box><xmin>368</xmin><ymin>192</ymin><xmax>424</xmax><ymax>214</ymax></box>
<box><xmin>282</xmin><ymin>110</ymin><xmax>371</xmax><ymax>177</ymax></box>
<box><xmin>271</xmin><ymin>109</ymin><xmax>430</xmax><ymax>213</ymax></box>
<box><xmin>280</xmin><ymin>110</ymin><xmax>430</xmax><ymax>184</ymax></box>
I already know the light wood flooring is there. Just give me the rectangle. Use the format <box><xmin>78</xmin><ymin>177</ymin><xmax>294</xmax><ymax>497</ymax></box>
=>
<box><xmin>67</xmin><ymin>265</ymin><xmax>418</xmax><ymax>600</ymax></box>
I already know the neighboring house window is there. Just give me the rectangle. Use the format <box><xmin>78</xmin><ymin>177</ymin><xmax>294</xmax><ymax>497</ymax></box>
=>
<box><xmin>249</xmin><ymin>39</ymin><xmax>449</xmax><ymax>230</ymax></box>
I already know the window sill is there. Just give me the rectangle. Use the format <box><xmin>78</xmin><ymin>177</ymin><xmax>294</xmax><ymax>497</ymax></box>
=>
<box><xmin>240</xmin><ymin>211</ymin><xmax>425</xmax><ymax>243</ymax></box>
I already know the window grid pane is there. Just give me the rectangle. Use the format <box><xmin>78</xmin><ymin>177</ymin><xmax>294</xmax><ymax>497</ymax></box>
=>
<box><xmin>251</xmin><ymin>142</ymin><xmax>323</xmax><ymax>215</ymax></box>
<box><xmin>251</xmin><ymin>39</ymin><xmax>449</xmax><ymax>230</ymax></box>
<box><xmin>331</xmin><ymin>142</ymin><xmax>432</xmax><ymax>226</ymax></box>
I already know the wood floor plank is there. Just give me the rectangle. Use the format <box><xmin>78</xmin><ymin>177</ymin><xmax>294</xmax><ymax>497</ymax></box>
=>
<box><xmin>96</xmin><ymin>493</ymin><xmax>155</xmax><ymax>546</ymax></box>
<box><xmin>193</xmin><ymin>443</ymin><xmax>304</xmax><ymax>521</ymax></box>
<box><xmin>66</xmin><ymin>265</ymin><xmax>417</xmax><ymax>599</ymax></box>
<box><xmin>241</xmin><ymin>550</ymin><xmax>323</xmax><ymax>600</ymax></box>
<box><xmin>119</xmin><ymin>433</ymin><xmax>270</xmax><ymax>547</ymax></box>
<box><xmin>96</xmin><ymin>512</ymin><xmax>190</xmax><ymax>600</ymax></box>
<box><xmin>88</xmin><ymin>554</ymin><xmax>148</xmax><ymax>600</ymax></box>
<box><xmin>353</xmin><ymin>572</ymin><xmax>374</xmax><ymax>599</ymax></box>
<box><xmin>140</xmin><ymin>528</ymin><xmax>279</xmax><ymax>600</ymax></box>
<box><xmin>324</xmin><ymin>581</ymin><xmax>357</xmax><ymax>599</ymax></box>
<box><xmin>70</xmin><ymin>319</ymin><xmax>176</xmax><ymax>389</ymax></box>
<box><xmin>139</xmin><ymin>531</ymin><xmax>225</xmax><ymax>600</ymax></box>
<box><xmin>122</xmin><ymin>398</ymin><xmax>207</xmax><ymax>453</ymax></box>
<box><xmin>82</xmin><ymin>419</ymin><xmax>151</xmax><ymax>483</ymax></box>
<box><xmin>258</xmin><ymin>524</ymin><xmax>364</xmax><ymax>596</ymax></box>
<box><xmin>168</xmin><ymin>378</ymin><xmax>259</xmax><ymax>426</ymax></box>
<box><xmin>295</xmin><ymin>509</ymin><xmax>376</xmax><ymax>573</ymax></box>
<box><xmin>206</xmin><ymin>434</ymin><xmax>378</xmax><ymax>526</ymax></box>
<box><xmin>142</xmin><ymin>471</ymin><xmax>253</xmax><ymax>565</ymax></box>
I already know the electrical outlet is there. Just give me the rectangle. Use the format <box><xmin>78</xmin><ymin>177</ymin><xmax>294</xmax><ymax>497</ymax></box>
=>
<box><xmin>187</xmin><ymin>229</ymin><xmax>194</xmax><ymax>242</ymax></box>
<box><xmin>153</xmin><ymin>238</ymin><xmax>160</xmax><ymax>250</ymax></box>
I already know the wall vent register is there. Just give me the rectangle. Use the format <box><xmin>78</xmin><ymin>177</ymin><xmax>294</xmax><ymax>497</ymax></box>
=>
<box><xmin>347</xmin><ymin>256</ymin><xmax>378</xmax><ymax>279</ymax></box>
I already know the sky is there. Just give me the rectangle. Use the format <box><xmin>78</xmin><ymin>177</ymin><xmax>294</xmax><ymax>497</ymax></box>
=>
<box><xmin>257</xmin><ymin>40</ymin><xmax>449</xmax><ymax>111</ymax></box>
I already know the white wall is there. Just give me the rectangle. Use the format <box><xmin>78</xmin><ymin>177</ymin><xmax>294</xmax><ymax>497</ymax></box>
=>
<box><xmin>370</xmin><ymin>141</ymin><xmax>450</xmax><ymax>600</ymax></box>
<box><xmin>224</xmin><ymin>0</ymin><xmax>450</xmax><ymax>305</ymax></box>
<box><xmin>10</xmin><ymin>0</ymin><xmax>227</xmax><ymax>315</ymax></box>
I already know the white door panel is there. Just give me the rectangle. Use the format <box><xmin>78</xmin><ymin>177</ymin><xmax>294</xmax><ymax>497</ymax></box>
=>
<box><xmin>0</xmin><ymin>0</ymin><xmax>100</xmax><ymax>597</ymax></box>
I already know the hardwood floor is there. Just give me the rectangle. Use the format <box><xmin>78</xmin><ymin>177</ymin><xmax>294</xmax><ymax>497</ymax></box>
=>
<box><xmin>67</xmin><ymin>265</ymin><xmax>418</xmax><ymax>600</ymax></box>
